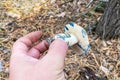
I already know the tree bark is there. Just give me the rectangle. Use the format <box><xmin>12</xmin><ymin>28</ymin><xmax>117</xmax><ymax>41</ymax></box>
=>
<box><xmin>95</xmin><ymin>0</ymin><xmax>120</xmax><ymax>40</ymax></box>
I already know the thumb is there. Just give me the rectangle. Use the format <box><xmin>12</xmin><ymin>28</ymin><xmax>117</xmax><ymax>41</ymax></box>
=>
<box><xmin>41</xmin><ymin>39</ymin><xmax>68</xmax><ymax>69</ymax></box>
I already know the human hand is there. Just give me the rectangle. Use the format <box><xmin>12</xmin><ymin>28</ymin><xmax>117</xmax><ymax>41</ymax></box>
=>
<box><xmin>9</xmin><ymin>31</ymin><xmax>68</xmax><ymax>80</ymax></box>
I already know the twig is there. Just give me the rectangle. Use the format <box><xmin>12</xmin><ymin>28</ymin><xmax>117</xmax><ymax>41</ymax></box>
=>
<box><xmin>86</xmin><ymin>0</ymin><xmax>94</xmax><ymax>7</ymax></box>
<box><xmin>59</xmin><ymin>0</ymin><xmax>74</xmax><ymax>6</ymax></box>
<box><xmin>91</xmin><ymin>52</ymin><xmax>100</xmax><ymax>66</ymax></box>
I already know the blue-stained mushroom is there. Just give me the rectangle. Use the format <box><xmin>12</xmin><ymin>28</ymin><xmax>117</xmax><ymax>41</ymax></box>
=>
<box><xmin>46</xmin><ymin>22</ymin><xmax>90</xmax><ymax>54</ymax></box>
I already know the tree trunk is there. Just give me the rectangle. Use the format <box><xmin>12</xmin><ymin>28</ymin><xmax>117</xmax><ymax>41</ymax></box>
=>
<box><xmin>95</xmin><ymin>0</ymin><xmax>120</xmax><ymax>40</ymax></box>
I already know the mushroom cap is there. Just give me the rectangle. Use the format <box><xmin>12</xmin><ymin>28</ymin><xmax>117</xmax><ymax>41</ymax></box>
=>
<box><xmin>64</xmin><ymin>22</ymin><xmax>90</xmax><ymax>54</ymax></box>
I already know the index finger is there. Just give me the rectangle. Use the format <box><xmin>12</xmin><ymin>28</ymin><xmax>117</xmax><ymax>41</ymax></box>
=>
<box><xmin>12</xmin><ymin>31</ymin><xmax>42</xmax><ymax>54</ymax></box>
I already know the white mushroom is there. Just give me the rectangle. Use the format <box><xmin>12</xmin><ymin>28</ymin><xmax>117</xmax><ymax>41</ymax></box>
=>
<box><xmin>46</xmin><ymin>22</ymin><xmax>90</xmax><ymax>54</ymax></box>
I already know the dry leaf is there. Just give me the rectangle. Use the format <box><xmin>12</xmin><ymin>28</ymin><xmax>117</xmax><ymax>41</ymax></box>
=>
<box><xmin>57</xmin><ymin>12</ymin><xmax>66</xmax><ymax>17</ymax></box>
<box><xmin>100</xmin><ymin>65</ymin><xmax>110</xmax><ymax>75</ymax></box>
<box><xmin>101</xmin><ymin>40</ymin><xmax>107</xmax><ymax>47</ymax></box>
<box><xmin>51</xmin><ymin>0</ymin><xmax>56</xmax><ymax>3</ymax></box>
<box><xmin>106</xmin><ymin>41</ymin><xmax>113</xmax><ymax>45</ymax></box>
<box><xmin>105</xmin><ymin>50</ymin><xmax>110</xmax><ymax>56</ymax></box>
<box><xmin>6</xmin><ymin>11</ymin><xmax>21</xmax><ymax>18</ymax></box>
<box><xmin>4</xmin><ymin>0</ymin><xmax>50</xmax><ymax>19</ymax></box>
<box><xmin>117</xmin><ymin>44</ymin><xmax>120</xmax><ymax>51</ymax></box>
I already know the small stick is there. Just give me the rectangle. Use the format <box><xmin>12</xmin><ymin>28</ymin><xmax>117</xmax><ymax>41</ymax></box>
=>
<box><xmin>86</xmin><ymin>0</ymin><xmax>94</xmax><ymax>7</ymax></box>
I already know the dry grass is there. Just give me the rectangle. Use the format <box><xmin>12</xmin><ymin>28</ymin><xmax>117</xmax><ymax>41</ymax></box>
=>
<box><xmin>0</xmin><ymin>0</ymin><xmax>120</xmax><ymax>80</ymax></box>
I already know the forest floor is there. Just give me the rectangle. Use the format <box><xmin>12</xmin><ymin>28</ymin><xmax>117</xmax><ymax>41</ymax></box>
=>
<box><xmin>0</xmin><ymin>0</ymin><xmax>120</xmax><ymax>80</ymax></box>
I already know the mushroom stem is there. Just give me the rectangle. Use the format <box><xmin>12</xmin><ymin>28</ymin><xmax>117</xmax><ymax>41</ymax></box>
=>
<box><xmin>46</xmin><ymin>33</ymin><xmax>78</xmax><ymax>47</ymax></box>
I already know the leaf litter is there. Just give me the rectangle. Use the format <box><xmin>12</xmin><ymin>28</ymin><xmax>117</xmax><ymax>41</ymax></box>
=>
<box><xmin>0</xmin><ymin>0</ymin><xmax>120</xmax><ymax>80</ymax></box>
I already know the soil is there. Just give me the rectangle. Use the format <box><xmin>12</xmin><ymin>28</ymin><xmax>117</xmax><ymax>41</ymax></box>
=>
<box><xmin>0</xmin><ymin>0</ymin><xmax>120</xmax><ymax>80</ymax></box>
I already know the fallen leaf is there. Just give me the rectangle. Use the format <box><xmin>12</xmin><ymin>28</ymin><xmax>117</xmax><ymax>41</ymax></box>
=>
<box><xmin>101</xmin><ymin>40</ymin><xmax>107</xmax><ymax>47</ymax></box>
<box><xmin>51</xmin><ymin>0</ymin><xmax>56</xmax><ymax>3</ymax></box>
<box><xmin>106</xmin><ymin>41</ymin><xmax>113</xmax><ymax>45</ymax></box>
<box><xmin>100</xmin><ymin>65</ymin><xmax>110</xmax><ymax>75</ymax></box>
<box><xmin>6</xmin><ymin>11</ymin><xmax>21</xmax><ymax>18</ymax></box>
<box><xmin>117</xmin><ymin>44</ymin><xmax>120</xmax><ymax>51</ymax></box>
<box><xmin>57</xmin><ymin>12</ymin><xmax>66</xmax><ymax>17</ymax></box>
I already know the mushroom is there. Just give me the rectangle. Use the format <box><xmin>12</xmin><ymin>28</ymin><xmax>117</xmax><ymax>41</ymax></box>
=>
<box><xmin>46</xmin><ymin>22</ymin><xmax>90</xmax><ymax>55</ymax></box>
